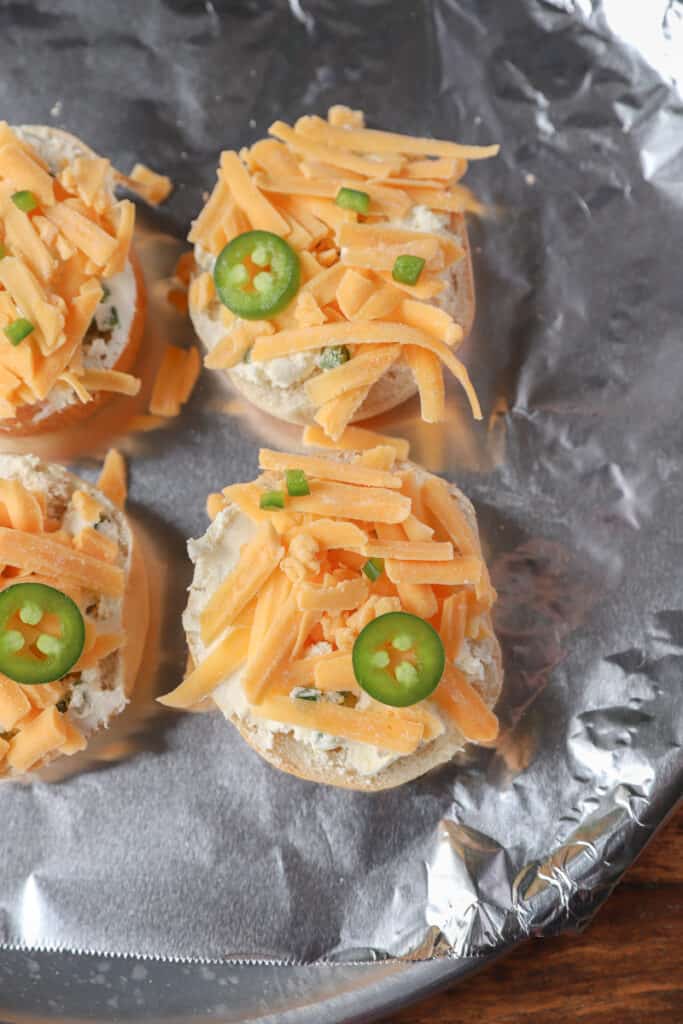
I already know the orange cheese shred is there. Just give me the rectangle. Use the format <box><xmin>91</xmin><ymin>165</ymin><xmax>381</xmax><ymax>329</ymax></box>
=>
<box><xmin>6</xmin><ymin>706</ymin><xmax>68</xmax><ymax>772</ymax></box>
<box><xmin>73</xmin><ymin>526</ymin><xmax>119</xmax><ymax>563</ymax></box>
<box><xmin>404</xmin><ymin>346</ymin><xmax>445</xmax><ymax>424</ymax></box>
<box><xmin>421</xmin><ymin>476</ymin><xmax>481</xmax><ymax>557</ymax></box>
<box><xmin>149</xmin><ymin>345</ymin><xmax>201</xmax><ymax>417</ymax></box>
<box><xmin>0</xmin><ymin>124</ymin><xmax>138</xmax><ymax>419</ymax></box>
<box><xmin>97</xmin><ymin>449</ymin><xmax>127</xmax><ymax>509</ymax></box>
<box><xmin>304</xmin><ymin>344</ymin><xmax>401</xmax><ymax>408</ymax></box>
<box><xmin>385</xmin><ymin>555</ymin><xmax>483</xmax><ymax>587</ymax></box>
<box><xmin>250</xmin><ymin>321</ymin><xmax>482</xmax><ymax>420</ymax></box>
<box><xmin>0</xmin><ymin>479</ymin><xmax>43</xmax><ymax>532</ymax></box>
<box><xmin>294</xmin><ymin>115</ymin><xmax>499</xmax><ymax>160</ymax></box>
<box><xmin>0</xmin><ymin>526</ymin><xmax>124</xmax><ymax>596</ymax></box>
<box><xmin>433</xmin><ymin>666</ymin><xmax>499</xmax><ymax>743</ymax></box>
<box><xmin>287</xmin><ymin>480</ymin><xmax>410</xmax><ymax>524</ymax></box>
<box><xmin>200</xmin><ymin>522</ymin><xmax>283</xmax><ymax>645</ymax></box>
<box><xmin>242</xmin><ymin>585</ymin><xmax>301</xmax><ymax>704</ymax></box>
<box><xmin>128</xmin><ymin>163</ymin><xmax>173</xmax><ymax>205</ymax></box>
<box><xmin>302</xmin><ymin>423</ymin><xmax>410</xmax><ymax>460</ymax></box>
<box><xmin>253</xmin><ymin>696</ymin><xmax>423</xmax><ymax>754</ymax></box>
<box><xmin>440</xmin><ymin>592</ymin><xmax>468</xmax><ymax>663</ymax></box>
<box><xmin>159</xmin><ymin>628</ymin><xmax>250</xmax><ymax>710</ymax></box>
<box><xmin>258</xmin><ymin>448</ymin><xmax>401</xmax><ymax>490</ymax></box>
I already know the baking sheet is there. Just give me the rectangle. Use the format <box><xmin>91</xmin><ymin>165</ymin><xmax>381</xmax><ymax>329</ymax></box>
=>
<box><xmin>0</xmin><ymin>0</ymin><xmax>681</xmax><ymax>969</ymax></box>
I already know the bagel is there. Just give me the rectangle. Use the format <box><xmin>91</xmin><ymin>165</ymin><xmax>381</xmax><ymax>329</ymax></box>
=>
<box><xmin>162</xmin><ymin>447</ymin><xmax>502</xmax><ymax>791</ymax></box>
<box><xmin>0</xmin><ymin>454</ymin><xmax>148</xmax><ymax>779</ymax></box>
<box><xmin>0</xmin><ymin>125</ymin><xmax>145</xmax><ymax>435</ymax></box>
<box><xmin>187</xmin><ymin>105</ymin><xmax>492</xmax><ymax>438</ymax></box>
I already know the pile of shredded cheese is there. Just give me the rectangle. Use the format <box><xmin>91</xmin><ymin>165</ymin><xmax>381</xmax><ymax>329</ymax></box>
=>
<box><xmin>188</xmin><ymin>106</ymin><xmax>498</xmax><ymax>439</ymax></box>
<box><xmin>161</xmin><ymin>430</ymin><xmax>499</xmax><ymax>758</ymax></box>
<box><xmin>0</xmin><ymin>451</ymin><xmax>128</xmax><ymax>775</ymax></box>
<box><xmin>0</xmin><ymin>123</ymin><xmax>140</xmax><ymax>419</ymax></box>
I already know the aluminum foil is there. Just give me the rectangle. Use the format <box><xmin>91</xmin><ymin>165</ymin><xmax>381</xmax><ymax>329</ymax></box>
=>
<box><xmin>0</xmin><ymin>0</ymin><xmax>682</xmax><ymax>970</ymax></box>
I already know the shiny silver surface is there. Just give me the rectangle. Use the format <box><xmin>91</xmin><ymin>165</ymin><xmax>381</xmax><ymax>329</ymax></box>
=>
<box><xmin>0</xmin><ymin>0</ymin><xmax>682</xmax><ymax>1019</ymax></box>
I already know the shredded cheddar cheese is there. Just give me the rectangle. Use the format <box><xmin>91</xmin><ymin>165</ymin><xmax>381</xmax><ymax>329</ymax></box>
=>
<box><xmin>189</xmin><ymin>106</ymin><xmax>498</xmax><ymax>437</ymax></box>
<box><xmin>127</xmin><ymin>163</ymin><xmax>173</xmax><ymax>206</ymax></box>
<box><xmin>160</xmin><ymin>449</ymin><xmax>499</xmax><ymax>753</ymax></box>
<box><xmin>0</xmin><ymin>124</ymin><xmax>139</xmax><ymax>419</ymax></box>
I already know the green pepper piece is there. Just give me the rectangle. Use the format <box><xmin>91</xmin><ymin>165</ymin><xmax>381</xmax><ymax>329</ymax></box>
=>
<box><xmin>4</xmin><ymin>319</ymin><xmax>34</xmax><ymax>346</ymax></box>
<box><xmin>214</xmin><ymin>230</ymin><xmax>300</xmax><ymax>320</ymax></box>
<box><xmin>352</xmin><ymin>611</ymin><xmax>445</xmax><ymax>707</ymax></box>
<box><xmin>362</xmin><ymin>557</ymin><xmax>384</xmax><ymax>581</ymax></box>
<box><xmin>392</xmin><ymin>254</ymin><xmax>426</xmax><ymax>285</ymax></box>
<box><xmin>0</xmin><ymin>582</ymin><xmax>85</xmax><ymax>684</ymax></box>
<box><xmin>259</xmin><ymin>490</ymin><xmax>285</xmax><ymax>510</ymax></box>
<box><xmin>318</xmin><ymin>345</ymin><xmax>350</xmax><ymax>370</ymax></box>
<box><xmin>285</xmin><ymin>469</ymin><xmax>310</xmax><ymax>497</ymax></box>
<box><xmin>11</xmin><ymin>190</ymin><xmax>38</xmax><ymax>213</ymax></box>
<box><xmin>335</xmin><ymin>187</ymin><xmax>370</xmax><ymax>214</ymax></box>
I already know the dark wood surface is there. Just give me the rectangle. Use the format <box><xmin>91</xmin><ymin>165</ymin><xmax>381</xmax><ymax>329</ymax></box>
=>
<box><xmin>389</xmin><ymin>804</ymin><xmax>682</xmax><ymax>1023</ymax></box>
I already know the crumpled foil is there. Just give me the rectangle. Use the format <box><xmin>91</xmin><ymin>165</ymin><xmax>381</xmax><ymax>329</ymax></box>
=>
<box><xmin>0</xmin><ymin>0</ymin><xmax>682</xmax><ymax>969</ymax></box>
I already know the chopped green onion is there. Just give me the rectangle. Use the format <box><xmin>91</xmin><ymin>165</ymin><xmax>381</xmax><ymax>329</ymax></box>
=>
<box><xmin>362</xmin><ymin>557</ymin><xmax>385</xmax><ymax>582</ymax></box>
<box><xmin>56</xmin><ymin>695</ymin><xmax>71</xmax><ymax>713</ymax></box>
<box><xmin>107</xmin><ymin>306</ymin><xmax>119</xmax><ymax>329</ymax></box>
<box><xmin>335</xmin><ymin>187</ymin><xmax>370</xmax><ymax>214</ymax></box>
<box><xmin>392</xmin><ymin>254</ymin><xmax>426</xmax><ymax>286</ymax></box>
<box><xmin>242</xmin><ymin>345</ymin><xmax>253</xmax><ymax>363</ymax></box>
<box><xmin>0</xmin><ymin>243</ymin><xmax>6</xmax><ymax>260</ymax></box>
<box><xmin>101</xmin><ymin>282</ymin><xmax>111</xmax><ymax>300</ymax></box>
<box><xmin>318</xmin><ymin>345</ymin><xmax>350</xmax><ymax>370</ymax></box>
<box><xmin>395</xmin><ymin>661</ymin><xmax>419</xmax><ymax>685</ymax></box>
<box><xmin>11</xmin><ymin>190</ymin><xmax>38</xmax><ymax>213</ymax></box>
<box><xmin>4</xmin><ymin>318</ymin><xmax>34</xmax><ymax>346</ymax></box>
<box><xmin>285</xmin><ymin>468</ymin><xmax>310</xmax><ymax>497</ymax></box>
<box><xmin>259</xmin><ymin>490</ymin><xmax>285</xmax><ymax>510</ymax></box>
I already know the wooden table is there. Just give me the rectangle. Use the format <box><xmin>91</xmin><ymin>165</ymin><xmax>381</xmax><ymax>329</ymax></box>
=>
<box><xmin>391</xmin><ymin>804</ymin><xmax>682</xmax><ymax>1023</ymax></box>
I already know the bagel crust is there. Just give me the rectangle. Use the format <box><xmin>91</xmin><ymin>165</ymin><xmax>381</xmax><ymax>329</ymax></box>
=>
<box><xmin>182</xmin><ymin>461</ymin><xmax>502</xmax><ymax>791</ymax></box>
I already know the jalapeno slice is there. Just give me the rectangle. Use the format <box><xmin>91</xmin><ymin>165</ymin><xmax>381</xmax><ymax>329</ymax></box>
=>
<box><xmin>352</xmin><ymin>611</ymin><xmax>445</xmax><ymax>707</ymax></box>
<box><xmin>0</xmin><ymin>582</ymin><xmax>86</xmax><ymax>684</ymax></box>
<box><xmin>214</xmin><ymin>230</ymin><xmax>300</xmax><ymax>320</ymax></box>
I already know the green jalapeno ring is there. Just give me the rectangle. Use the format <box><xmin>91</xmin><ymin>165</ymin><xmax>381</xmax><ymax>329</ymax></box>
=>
<box><xmin>352</xmin><ymin>611</ymin><xmax>445</xmax><ymax>707</ymax></box>
<box><xmin>214</xmin><ymin>230</ymin><xmax>300</xmax><ymax>320</ymax></box>
<box><xmin>0</xmin><ymin>582</ymin><xmax>86</xmax><ymax>685</ymax></box>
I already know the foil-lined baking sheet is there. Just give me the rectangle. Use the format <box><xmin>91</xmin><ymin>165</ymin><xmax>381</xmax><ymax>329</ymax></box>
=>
<box><xmin>0</xmin><ymin>0</ymin><xmax>681</xmax><ymax>967</ymax></box>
